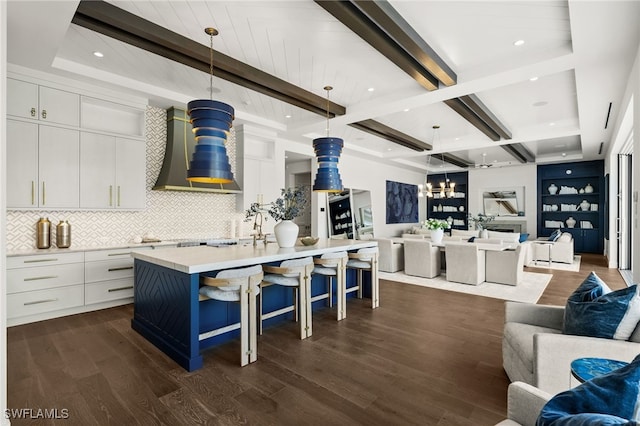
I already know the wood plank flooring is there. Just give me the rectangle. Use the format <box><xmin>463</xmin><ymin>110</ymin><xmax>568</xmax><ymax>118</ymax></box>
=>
<box><xmin>7</xmin><ymin>254</ymin><xmax>627</xmax><ymax>425</ymax></box>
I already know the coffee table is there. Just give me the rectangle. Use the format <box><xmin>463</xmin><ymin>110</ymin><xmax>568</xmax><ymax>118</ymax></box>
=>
<box><xmin>570</xmin><ymin>357</ymin><xmax>628</xmax><ymax>383</ymax></box>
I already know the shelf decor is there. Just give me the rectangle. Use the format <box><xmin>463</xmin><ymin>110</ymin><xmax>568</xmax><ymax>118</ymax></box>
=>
<box><xmin>312</xmin><ymin>86</ymin><xmax>344</xmax><ymax>193</ymax></box>
<box><xmin>187</xmin><ymin>27</ymin><xmax>235</xmax><ymax>184</ymax></box>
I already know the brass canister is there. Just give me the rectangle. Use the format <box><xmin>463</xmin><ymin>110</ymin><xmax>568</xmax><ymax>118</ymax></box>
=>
<box><xmin>36</xmin><ymin>217</ymin><xmax>51</xmax><ymax>249</ymax></box>
<box><xmin>56</xmin><ymin>220</ymin><xmax>71</xmax><ymax>248</ymax></box>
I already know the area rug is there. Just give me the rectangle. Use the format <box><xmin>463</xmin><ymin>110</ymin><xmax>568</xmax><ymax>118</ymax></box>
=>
<box><xmin>379</xmin><ymin>271</ymin><xmax>553</xmax><ymax>303</ymax></box>
<box><xmin>526</xmin><ymin>255</ymin><xmax>581</xmax><ymax>272</ymax></box>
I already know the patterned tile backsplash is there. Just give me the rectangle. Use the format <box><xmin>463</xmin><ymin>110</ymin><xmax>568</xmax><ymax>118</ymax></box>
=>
<box><xmin>6</xmin><ymin>106</ymin><xmax>248</xmax><ymax>251</ymax></box>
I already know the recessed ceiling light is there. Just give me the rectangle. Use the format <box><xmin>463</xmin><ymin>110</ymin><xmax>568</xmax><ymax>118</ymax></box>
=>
<box><xmin>93</xmin><ymin>51</ymin><xmax>104</xmax><ymax>58</ymax></box>
<box><xmin>533</xmin><ymin>101</ymin><xmax>548</xmax><ymax>107</ymax></box>
<box><xmin>562</xmin><ymin>152</ymin><xmax>567</xmax><ymax>157</ymax></box>
<box><xmin>529</xmin><ymin>76</ymin><xmax>538</xmax><ymax>82</ymax></box>
<box><xmin>403</xmin><ymin>108</ymin><xmax>410</xmax><ymax>112</ymax></box>
<box><xmin>367</xmin><ymin>87</ymin><xmax>375</xmax><ymax>92</ymax></box>
<box><xmin>513</xmin><ymin>40</ymin><xmax>525</xmax><ymax>46</ymax></box>
<box><xmin>454</xmin><ymin>137</ymin><xmax>460</xmax><ymax>141</ymax></box>
<box><xmin>387</xmin><ymin>148</ymin><xmax>392</xmax><ymax>151</ymax></box>
<box><xmin>285</xmin><ymin>114</ymin><xmax>291</xmax><ymax>119</ymax></box>
<box><xmin>549</xmin><ymin>122</ymin><xmax>556</xmax><ymax>126</ymax></box>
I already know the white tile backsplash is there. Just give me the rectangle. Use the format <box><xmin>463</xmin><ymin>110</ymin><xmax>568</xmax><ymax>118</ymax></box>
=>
<box><xmin>7</xmin><ymin>106</ymin><xmax>247</xmax><ymax>251</ymax></box>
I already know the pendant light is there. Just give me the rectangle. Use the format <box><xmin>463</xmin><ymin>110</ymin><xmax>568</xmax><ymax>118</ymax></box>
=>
<box><xmin>418</xmin><ymin>154</ymin><xmax>433</xmax><ymax>198</ymax></box>
<box><xmin>431</xmin><ymin>125</ymin><xmax>455</xmax><ymax>198</ymax></box>
<box><xmin>312</xmin><ymin>86</ymin><xmax>344</xmax><ymax>192</ymax></box>
<box><xmin>186</xmin><ymin>27</ymin><xmax>235</xmax><ymax>184</ymax></box>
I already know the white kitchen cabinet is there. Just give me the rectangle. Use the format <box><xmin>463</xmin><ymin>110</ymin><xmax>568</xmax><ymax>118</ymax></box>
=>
<box><xmin>80</xmin><ymin>132</ymin><xmax>146</xmax><ymax>209</ymax></box>
<box><xmin>84</xmin><ymin>248</ymin><xmax>136</xmax><ymax>305</ymax></box>
<box><xmin>7</xmin><ymin>78</ymin><xmax>80</xmax><ymax>127</ymax></box>
<box><xmin>6</xmin><ymin>120</ymin><xmax>80</xmax><ymax>209</ymax></box>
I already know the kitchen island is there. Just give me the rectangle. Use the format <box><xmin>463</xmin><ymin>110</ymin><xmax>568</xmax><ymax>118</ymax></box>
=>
<box><xmin>130</xmin><ymin>239</ymin><xmax>378</xmax><ymax>371</ymax></box>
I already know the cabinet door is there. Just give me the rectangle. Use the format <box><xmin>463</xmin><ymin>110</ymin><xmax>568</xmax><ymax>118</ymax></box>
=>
<box><xmin>6</xmin><ymin>120</ymin><xmax>39</xmax><ymax>208</ymax></box>
<box><xmin>39</xmin><ymin>126</ymin><xmax>80</xmax><ymax>208</ymax></box>
<box><xmin>115</xmin><ymin>137</ymin><xmax>146</xmax><ymax>209</ymax></box>
<box><xmin>7</xmin><ymin>79</ymin><xmax>39</xmax><ymax>119</ymax></box>
<box><xmin>39</xmin><ymin>86</ymin><xmax>80</xmax><ymax>126</ymax></box>
<box><xmin>80</xmin><ymin>132</ymin><xmax>116</xmax><ymax>208</ymax></box>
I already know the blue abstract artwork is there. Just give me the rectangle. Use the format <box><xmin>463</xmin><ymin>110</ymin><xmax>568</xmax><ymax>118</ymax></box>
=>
<box><xmin>386</xmin><ymin>180</ymin><xmax>418</xmax><ymax>224</ymax></box>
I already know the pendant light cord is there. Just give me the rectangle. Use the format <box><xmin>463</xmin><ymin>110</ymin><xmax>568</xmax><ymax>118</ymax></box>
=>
<box><xmin>209</xmin><ymin>32</ymin><xmax>214</xmax><ymax>101</ymax></box>
<box><xmin>324</xmin><ymin>86</ymin><xmax>332</xmax><ymax>137</ymax></box>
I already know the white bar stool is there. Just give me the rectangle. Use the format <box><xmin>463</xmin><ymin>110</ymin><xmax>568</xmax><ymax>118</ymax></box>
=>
<box><xmin>346</xmin><ymin>247</ymin><xmax>380</xmax><ymax>310</ymax></box>
<box><xmin>198</xmin><ymin>264</ymin><xmax>264</xmax><ymax>366</ymax></box>
<box><xmin>312</xmin><ymin>251</ymin><xmax>348</xmax><ymax>321</ymax></box>
<box><xmin>260</xmin><ymin>257</ymin><xmax>314</xmax><ymax>339</ymax></box>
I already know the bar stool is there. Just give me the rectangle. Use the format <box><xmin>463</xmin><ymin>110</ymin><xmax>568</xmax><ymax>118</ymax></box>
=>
<box><xmin>198</xmin><ymin>264</ymin><xmax>264</xmax><ymax>367</ymax></box>
<box><xmin>312</xmin><ymin>251</ymin><xmax>348</xmax><ymax>321</ymax></box>
<box><xmin>346</xmin><ymin>247</ymin><xmax>380</xmax><ymax>310</ymax></box>
<box><xmin>260</xmin><ymin>257</ymin><xmax>314</xmax><ymax>339</ymax></box>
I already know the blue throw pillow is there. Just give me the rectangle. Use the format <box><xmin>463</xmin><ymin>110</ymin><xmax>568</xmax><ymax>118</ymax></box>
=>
<box><xmin>537</xmin><ymin>354</ymin><xmax>640</xmax><ymax>425</ymax></box>
<box><xmin>549</xmin><ymin>229</ymin><xmax>562</xmax><ymax>241</ymax></box>
<box><xmin>567</xmin><ymin>272</ymin><xmax>612</xmax><ymax>303</ymax></box>
<box><xmin>564</xmin><ymin>284</ymin><xmax>640</xmax><ymax>340</ymax></box>
<box><xmin>519</xmin><ymin>233</ymin><xmax>529</xmax><ymax>243</ymax></box>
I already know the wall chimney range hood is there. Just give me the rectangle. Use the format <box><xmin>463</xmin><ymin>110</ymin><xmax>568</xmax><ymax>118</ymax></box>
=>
<box><xmin>153</xmin><ymin>107</ymin><xmax>242</xmax><ymax>193</ymax></box>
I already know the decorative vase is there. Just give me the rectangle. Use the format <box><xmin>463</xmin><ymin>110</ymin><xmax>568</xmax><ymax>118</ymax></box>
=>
<box><xmin>585</xmin><ymin>184</ymin><xmax>594</xmax><ymax>193</ymax></box>
<box><xmin>274</xmin><ymin>220</ymin><xmax>299</xmax><ymax>248</ymax></box>
<box><xmin>480</xmin><ymin>229</ymin><xmax>489</xmax><ymax>239</ymax></box>
<box><xmin>548</xmin><ymin>183</ymin><xmax>558</xmax><ymax>195</ymax></box>
<box><xmin>566</xmin><ymin>216</ymin><xmax>576</xmax><ymax>228</ymax></box>
<box><xmin>580</xmin><ymin>200</ymin><xmax>590</xmax><ymax>211</ymax></box>
<box><xmin>430</xmin><ymin>228</ymin><xmax>444</xmax><ymax>244</ymax></box>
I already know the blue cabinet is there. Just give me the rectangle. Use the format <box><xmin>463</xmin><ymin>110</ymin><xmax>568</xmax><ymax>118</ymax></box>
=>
<box><xmin>537</xmin><ymin>161</ymin><xmax>604</xmax><ymax>254</ymax></box>
<box><xmin>426</xmin><ymin>171</ymin><xmax>468</xmax><ymax>230</ymax></box>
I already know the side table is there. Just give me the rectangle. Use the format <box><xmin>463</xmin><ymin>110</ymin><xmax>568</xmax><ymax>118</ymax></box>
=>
<box><xmin>570</xmin><ymin>357</ymin><xmax>629</xmax><ymax>384</ymax></box>
<box><xmin>533</xmin><ymin>241</ymin><xmax>554</xmax><ymax>267</ymax></box>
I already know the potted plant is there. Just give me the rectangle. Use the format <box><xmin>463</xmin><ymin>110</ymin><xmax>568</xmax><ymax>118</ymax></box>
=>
<box><xmin>467</xmin><ymin>213</ymin><xmax>495</xmax><ymax>238</ymax></box>
<box><xmin>423</xmin><ymin>218</ymin><xmax>450</xmax><ymax>244</ymax></box>
<box><xmin>245</xmin><ymin>187</ymin><xmax>308</xmax><ymax>247</ymax></box>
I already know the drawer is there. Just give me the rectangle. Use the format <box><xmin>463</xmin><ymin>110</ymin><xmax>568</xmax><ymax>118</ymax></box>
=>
<box><xmin>7</xmin><ymin>285</ymin><xmax>84</xmax><ymax>319</ymax></box>
<box><xmin>85</xmin><ymin>258</ymin><xmax>134</xmax><ymax>283</ymax></box>
<box><xmin>85</xmin><ymin>248</ymin><xmax>134</xmax><ymax>262</ymax></box>
<box><xmin>85</xmin><ymin>278</ymin><xmax>134</xmax><ymax>305</ymax></box>
<box><xmin>7</xmin><ymin>252</ymin><xmax>84</xmax><ymax>269</ymax></box>
<box><xmin>7</xmin><ymin>263</ymin><xmax>84</xmax><ymax>294</ymax></box>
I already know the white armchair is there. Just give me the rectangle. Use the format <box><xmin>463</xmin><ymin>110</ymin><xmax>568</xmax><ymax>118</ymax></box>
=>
<box><xmin>502</xmin><ymin>301</ymin><xmax>640</xmax><ymax>395</ymax></box>
<box><xmin>533</xmin><ymin>232</ymin><xmax>574</xmax><ymax>264</ymax></box>
<box><xmin>495</xmin><ymin>382</ymin><xmax>551</xmax><ymax>426</ymax></box>
<box><xmin>486</xmin><ymin>245</ymin><xmax>526</xmax><ymax>286</ymax></box>
<box><xmin>403</xmin><ymin>239</ymin><xmax>441</xmax><ymax>278</ymax></box>
<box><xmin>373</xmin><ymin>238</ymin><xmax>404</xmax><ymax>273</ymax></box>
<box><xmin>445</xmin><ymin>242</ymin><xmax>486</xmax><ymax>285</ymax></box>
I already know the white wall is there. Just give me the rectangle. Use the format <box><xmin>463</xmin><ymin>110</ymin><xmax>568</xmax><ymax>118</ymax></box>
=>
<box><xmin>0</xmin><ymin>0</ymin><xmax>7</xmax><ymax>422</ymax></box>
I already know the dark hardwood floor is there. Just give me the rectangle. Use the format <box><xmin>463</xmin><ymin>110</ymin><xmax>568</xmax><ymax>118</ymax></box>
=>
<box><xmin>7</xmin><ymin>254</ymin><xmax>626</xmax><ymax>425</ymax></box>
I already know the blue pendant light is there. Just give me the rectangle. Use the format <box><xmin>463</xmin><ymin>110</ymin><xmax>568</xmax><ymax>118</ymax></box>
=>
<box><xmin>312</xmin><ymin>86</ymin><xmax>344</xmax><ymax>192</ymax></box>
<box><xmin>187</xmin><ymin>27</ymin><xmax>235</xmax><ymax>184</ymax></box>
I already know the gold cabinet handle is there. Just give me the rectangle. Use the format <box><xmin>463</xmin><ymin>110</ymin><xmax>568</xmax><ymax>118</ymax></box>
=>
<box><xmin>24</xmin><ymin>258</ymin><xmax>58</xmax><ymax>264</ymax></box>
<box><xmin>31</xmin><ymin>181</ymin><xmax>35</xmax><ymax>205</ymax></box>
<box><xmin>42</xmin><ymin>181</ymin><xmax>46</xmax><ymax>205</ymax></box>
<box><xmin>30</xmin><ymin>107</ymin><xmax>36</xmax><ymax>117</ymax></box>
<box><xmin>117</xmin><ymin>186</ymin><xmax>121</xmax><ymax>207</ymax></box>
<box><xmin>107</xmin><ymin>266</ymin><xmax>134</xmax><ymax>272</ymax></box>
<box><xmin>108</xmin><ymin>252</ymin><xmax>131</xmax><ymax>257</ymax></box>
<box><xmin>24</xmin><ymin>298</ymin><xmax>58</xmax><ymax>306</ymax></box>
<box><xmin>24</xmin><ymin>275</ymin><xmax>58</xmax><ymax>282</ymax></box>
<box><xmin>41</xmin><ymin>109</ymin><xmax>47</xmax><ymax>119</ymax></box>
<box><xmin>108</xmin><ymin>286</ymin><xmax>134</xmax><ymax>292</ymax></box>
<box><xmin>109</xmin><ymin>185</ymin><xmax>113</xmax><ymax>206</ymax></box>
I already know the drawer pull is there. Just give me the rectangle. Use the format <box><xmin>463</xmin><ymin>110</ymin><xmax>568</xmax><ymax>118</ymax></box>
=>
<box><xmin>108</xmin><ymin>266</ymin><xmax>134</xmax><ymax>272</ymax></box>
<box><xmin>24</xmin><ymin>258</ymin><xmax>58</xmax><ymax>264</ymax></box>
<box><xmin>24</xmin><ymin>298</ymin><xmax>58</xmax><ymax>306</ymax></box>
<box><xmin>107</xmin><ymin>252</ymin><xmax>131</xmax><ymax>257</ymax></box>
<box><xmin>24</xmin><ymin>275</ymin><xmax>58</xmax><ymax>282</ymax></box>
<box><xmin>108</xmin><ymin>286</ymin><xmax>134</xmax><ymax>293</ymax></box>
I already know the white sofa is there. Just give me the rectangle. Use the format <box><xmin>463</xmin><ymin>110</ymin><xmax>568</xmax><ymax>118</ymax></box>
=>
<box><xmin>502</xmin><ymin>301</ymin><xmax>640</xmax><ymax>395</ymax></box>
<box><xmin>532</xmin><ymin>232</ymin><xmax>574</xmax><ymax>264</ymax></box>
<box><xmin>495</xmin><ymin>382</ymin><xmax>551</xmax><ymax>426</ymax></box>
<box><xmin>373</xmin><ymin>237</ymin><xmax>404</xmax><ymax>272</ymax></box>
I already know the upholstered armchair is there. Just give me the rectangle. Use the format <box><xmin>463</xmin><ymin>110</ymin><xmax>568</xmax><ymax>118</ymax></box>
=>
<box><xmin>532</xmin><ymin>232</ymin><xmax>574</xmax><ymax>264</ymax></box>
<box><xmin>486</xmin><ymin>245</ymin><xmax>526</xmax><ymax>286</ymax></box>
<box><xmin>495</xmin><ymin>382</ymin><xmax>551</xmax><ymax>426</ymax></box>
<box><xmin>373</xmin><ymin>238</ymin><xmax>404</xmax><ymax>273</ymax></box>
<box><xmin>502</xmin><ymin>301</ymin><xmax>640</xmax><ymax>395</ymax></box>
<box><xmin>403</xmin><ymin>239</ymin><xmax>441</xmax><ymax>278</ymax></box>
<box><xmin>445</xmin><ymin>242</ymin><xmax>485</xmax><ymax>285</ymax></box>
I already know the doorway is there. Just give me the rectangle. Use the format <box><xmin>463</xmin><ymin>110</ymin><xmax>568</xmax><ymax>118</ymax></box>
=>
<box><xmin>285</xmin><ymin>151</ymin><xmax>313</xmax><ymax>237</ymax></box>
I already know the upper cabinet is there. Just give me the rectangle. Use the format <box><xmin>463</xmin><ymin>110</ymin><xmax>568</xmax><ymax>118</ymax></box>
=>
<box><xmin>537</xmin><ymin>160</ymin><xmax>604</xmax><ymax>254</ymax></box>
<box><xmin>425</xmin><ymin>171</ymin><xmax>468</xmax><ymax>230</ymax></box>
<box><xmin>6</xmin><ymin>75</ymin><xmax>147</xmax><ymax>211</ymax></box>
<box><xmin>7</xmin><ymin>79</ymin><xmax>80</xmax><ymax>127</ymax></box>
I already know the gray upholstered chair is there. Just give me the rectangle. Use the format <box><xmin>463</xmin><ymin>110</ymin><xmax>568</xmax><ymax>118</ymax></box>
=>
<box><xmin>374</xmin><ymin>237</ymin><xmax>404</xmax><ymax>273</ymax></box>
<box><xmin>495</xmin><ymin>382</ymin><xmax>551</xmax><ymax>426</ymax></box>
<box><xmin>403</xmin><ymin>239</ymin><xmax>441</xmax><ymax>278</ymax></box>
<box><xmin>445</xmin><ymin>242</ymin><xmax>486</xmax><ymax>285</ymax></box>
<box><xmin>199</xmin><ymin>264</ymin><xmax>264</xmax><ymax>366</ymax></box>
<box><xmin>486</xmin><ymin>245</ymin><xmax>525</xmax><ymax>286</ymax></box>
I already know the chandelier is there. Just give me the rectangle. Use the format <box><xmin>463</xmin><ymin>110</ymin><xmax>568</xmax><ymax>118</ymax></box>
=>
<box><xmin>186</xmin><ymin>27</ymin><xmax>235</xmax><ymax>184</ymax></box>
<box><xmin>418</xmin><ymin>125</ymin><xmax>455</xmax><ymax>198</ymax></box>
<box><xmin>312</xmin><ymin>86</ymin><xmax>344</xmax><ymax>192</ymax></box>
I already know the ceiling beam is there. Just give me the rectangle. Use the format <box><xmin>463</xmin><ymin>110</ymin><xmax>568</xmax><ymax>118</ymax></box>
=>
<box><xmin>443</xmin><ymin>98</ymin><xmax>501</xmax><ymax>141</ymax></box>
<box><xmin>500</xmin><ymin>143</ymin><xmax>536</xmax><ymax>163</ymax></box>
<box><xmin>458</xmin><ymin>94</ymin><xmax>512</xmax><ymax>140</ymax></box>
<box><xmin>349</xmin><ymin>119</ymin><xmax>431</xmax><ymax>152</ymax></box>
<box><xmin>73</xmin><ymin>0</ymin><xmax>346</xmax><ymax>117</ymax></box>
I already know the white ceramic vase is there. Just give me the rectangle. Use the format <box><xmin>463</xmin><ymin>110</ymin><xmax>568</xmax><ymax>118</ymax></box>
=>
<box><xmin>430</xmin><ymin>228</ymin><xmax>444</xmax><ymax>244</ymax></box>
<box><xmin>480</xmin><ymin>229</ymin><xmax>489</xmax><ymax>239</ymax></box>
<box><xmin>566</xmin><ymin>216</ymin><xmax>576</xmax><ymax>228</ymax></box>
<box><xmin>274</xmin><ymin>220</ymin><xmax>299</xmax><ymax>248</ymax></box>
<box><xmin>548</xmin><ymin>183</ymin><xmax>558</xmax><ymax>195</ymax></box>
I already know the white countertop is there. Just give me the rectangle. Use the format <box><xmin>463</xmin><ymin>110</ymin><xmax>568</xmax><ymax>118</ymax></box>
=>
<box><xmin>131</xmin><ymin>239</ymin><xmax>378</xmax><ymax>274</ymax></box>
<box><xmin>7</xmin><ymin>240</ymin><xmax>178</xmax><ymax>257</ymax></box>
